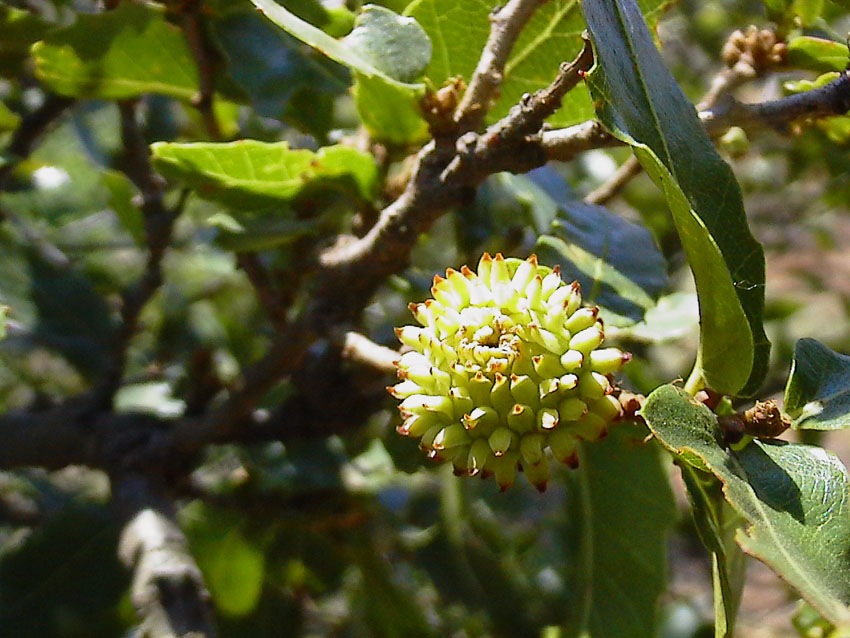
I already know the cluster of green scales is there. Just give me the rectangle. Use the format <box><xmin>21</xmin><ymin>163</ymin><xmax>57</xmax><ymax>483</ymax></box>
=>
<box><xmin>390</xmin><ymin>254</ymin><xmax>631</xmax><ymax>491</ymax></box>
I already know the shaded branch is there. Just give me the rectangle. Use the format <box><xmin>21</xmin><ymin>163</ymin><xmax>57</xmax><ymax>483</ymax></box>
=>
<box><xmin>701</xmin><ymin>69</ymin><xmax>850</xmax><ymax>134</ymax></box>
<box><xmin>454</xmin><ymin>0</ymin><xmax>550</xmax><ymax>132</ymax></box>
<box><xmin>171</xmin><ymin>0</ymin><xmax>224</xmax><ymax>141</ymax></box>
<box><xmin>585</xmin><ymin>155</ymin><xmax>642</xmax><ymax>205</ymax></box>
<box><xmin>115</xmin><ymin>475</ymin><xmax>215</xmax><ymax>638</ymax></box>
<box><xmin>95</xmin><ymin>102</ymin><xmax>178</xmax><ymax>407</ymax></box>
<box><xmin>0</xmin><ymin>93</ymin><xmax>74</xmax><ymax>191</ymax></box>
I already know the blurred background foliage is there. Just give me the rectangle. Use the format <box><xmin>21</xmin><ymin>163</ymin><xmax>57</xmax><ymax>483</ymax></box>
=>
<box><xmin>1</xmin><ymin>0</ymin><xmax>850</xmax><ymax>636</ymax></box>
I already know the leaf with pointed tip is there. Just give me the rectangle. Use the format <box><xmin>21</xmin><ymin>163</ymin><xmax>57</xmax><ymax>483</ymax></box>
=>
<box><xmin>583</xmin><ymin>0</ymin><xmax>769</xmax><ymax>397</ymax></box>
<box><xmin>785</xmin><ymin>338</ymin><xmax>850</xmax><ymax>431</ymax></box>
<box><xmin>150</xmin><ymin>141</ymin><xmax>379</xmax><ymax>210</ymax></box>
<box><xmin>643</xmin><ymin>384</ymin><xmax>850</xmax><ymax>626</ymax></box>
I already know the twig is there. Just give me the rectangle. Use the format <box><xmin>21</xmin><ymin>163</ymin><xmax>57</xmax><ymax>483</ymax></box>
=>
<box><xmin>341</xmin><ymin>331</ymin><xmax>399</xmax><ymax>374</ymax></box>
<box><xmin>0</xmin><ymin>93</ymin><xmax>74</xmax><ymax>191</ymax></box>
<box><xmin>453</xmin><ymin>0</ymin><xmax>550</xmax><ymax>132</ymax></box>
<box><xmin>95</xmin><ymin>102</ymin><xmax>176</xmax><ymax>407</ymax></box>
<box><xmin>0</xmin><ymin>203</ymin><xmax>71</xmax><ymax>268</ymax></box>
<box><xmin>444</xmin><ymin>37</ymin><xmax>595</xmax><ymax>183</ymax></box>
<box><xmin>171</xmin><ymin>0</ymin><xmax>224</xmax><ymax>141</ymax></box>
<box><xmin>585</xmin><ymin>155</ymin><xmax>643</xmax><ymax>205</ymax></box>
<box><xmin>169</xmin><ymin>42</ymin><xmax>597</xmax><ymax>451</ymax></box>
<box><xmin>701</xmin><ymin>69</ymin><xmax>850</xmax><ymax>134</ymax></box>
<box><xmin>115</xmin><ymin>475</ymin><xmax>216</xmax><ymax>638</ymax></box>
<box><xmin>236</xmin><ymin>253</ymin><xmax>289</xmax><ymax>329</ymax></box>
<box><xmin>541</xmin><ymin>120</ymin><xmax>621</xmax><ymax>161</ymax></box>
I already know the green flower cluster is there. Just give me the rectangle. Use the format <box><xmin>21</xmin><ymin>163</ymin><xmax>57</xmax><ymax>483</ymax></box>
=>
<box><xmin>390</xmin><ymin>254</ymin><xmax>631</xmax><ymax>491</ymax></box>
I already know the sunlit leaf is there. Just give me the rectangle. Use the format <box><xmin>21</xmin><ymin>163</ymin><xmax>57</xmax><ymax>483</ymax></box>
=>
<box><xmin>584</xmin><ymin>0</ymin><xmax>769</xmax><ymax>397</ymax></box>
<box><xmin>150</xmin><ymin>141</ymin><xmax>379</xmax><ymax>209</ymax></box>
<box><xmin>644</xmin><ymin>385</ymin><xmax>850</xmax><ymax>626</ymax></box>
<box><xmin>33</xmin><ymin>4</ymin><xmax>201</xmax><ymax>101</ymax></box>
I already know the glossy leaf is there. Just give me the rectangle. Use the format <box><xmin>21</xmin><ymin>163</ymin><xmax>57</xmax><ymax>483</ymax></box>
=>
<box><xmin>150</xmin><ymin>141</ymin><xmax>379</xmax><ymax>209</ymax></box>
<box><xmin>583</xmin><ymin>0</ymin><xmax>769</xmax><ymax>397</ymax></box>
<box><xmin>787</xmin><ymin>36</ymin><xmax>849</xmax><ymax>73</ymax></box>
<box><xmin>785</xmin><ymin>338</ymin><xmax>850</xmax><ymax>431</ymax></box>
<box><xmin>568</xmin><ymin>423</ymin><xmax>677</xmax><ymax>638</ymax></box>
<box><xmin>643</xmin><ymin>385</ymin><xmax>850</xmax><ymax>626</ymax></box>
<box><xmin>250</xmin><ymin>0</ymin><xmax>426</xmax><ymax>91</ymax></box>
<box><xmin>497</xmin><ymin>171</ymin><xmax>668</xmax><ymax>326</ymax></box>
<box><xmin>32</xmin><ymin>4</ymin><xmax>200</xmax><ymax>101</ymax></box>
<box><xmin>406</xmin><ymin>0</ymin><xmax>670</xmax><ymax>127</ymax></box>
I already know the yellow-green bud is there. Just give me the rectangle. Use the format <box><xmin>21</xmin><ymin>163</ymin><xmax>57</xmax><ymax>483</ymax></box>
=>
<box><xmin>391</xmin><ymin>253</ymin><xmax>629</xmax><ymax>490</ymax></box>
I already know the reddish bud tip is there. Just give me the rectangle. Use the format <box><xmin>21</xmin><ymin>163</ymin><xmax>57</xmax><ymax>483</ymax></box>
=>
<box><xmin>527</xmin><ymin>254</ymin><xmax>538</xmax><ymax>266</ymax></box>
<box><xmin>461</xmin><ymin>265</ymin><xmax>474</xmax><ymax>277</ymax></box>
<box><xmin>565</xmin><ymin>453</ymin><xmax>580</xmax><ymax>469</ymax></box>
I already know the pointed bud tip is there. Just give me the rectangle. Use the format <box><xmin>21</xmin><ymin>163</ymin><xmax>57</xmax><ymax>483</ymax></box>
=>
<box><xmin>494</xmin><ymin>252</ymin><xmax>504</xmax><ymax>261</ymax></box>
<box><xmin>481</xmin><ymin>252</ymin><xmax>493</xmax><ymax>262</ymax></box>
<box><xmin>565</xmin><ymin>453</ymin><xmax>580</xmax><ymax>469</ymax></box>
<box><xmin>527</xmin><ymin>254</ymin><xmax>538</xmax><ymax>266</ymax></box>
<box><xmin>461</xmin><ymin>265</ymin><xmax>474</xmax><ymax>278</ymax></box>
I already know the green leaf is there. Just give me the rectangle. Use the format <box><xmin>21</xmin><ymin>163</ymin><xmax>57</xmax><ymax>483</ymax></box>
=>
<box><xmin>101</xmin><ymin>170</ymin><xmax>145</xmax><ymax>247</ymax></box>
<box><xmin>343</xmin><ymin>5</ymin><xmax>431</xmax><ymax>84</ymax></box>
<box><xmin>181</xmin><ymin>502</ymin><xmax>266</xmax><ymax>618</ymax></box>
<box><xmin>534</xmin><ymin>202</ymin><xmax>667</xmax><ymax>328</ymax></box>
<box><xmin>405</xmin><ymin>0</ymin><xmax>670</xmax><ymax>128</ymax></box>
<box><xmin>787</xmin><ymin>36</ymin><xmax>849</xmax><ymax>73</ymax></box>
<box><xmin>150</xmin><ymin>141</ymin><xmax>378</xmax><ymax>209</ymax></box>
<box><xmin>250</xmin><ymin>0</ymin><xmax>426</xmax><ymax>92</ymax></box>
<box><xmin>583</xmin><ymin>0</ymin><xmax>769</xmax><ymax>397</ymax></box>
<box><xmin>678</xmin><ymin>464</ymin><xmax>747</xmax><ymax>638</ymax></box>
<box><xmin>793</xmin><ymin>0</ymin><xmax>826</xmax><ymax>25</ymax></box>
<box><xmin>643</xmin><ymin>384</ymin><xmax>850</xmax><ymax>626</ymax></box>
<box><xmin>616</xmin><ymin>292</ymin><xmax>699</xmax><ymax>343</ymax></box>
<box><xmin>785</xmin><ymin>338</ymin><xmax>850</xmax><ymax>431</ymax></box>
<box><xmin>494</xmin><ymin>170</ymin><xmax>667</xmax><ymax>326</ymax></box>
<box><xmin>568</xmin><ymin>423</ymin><xmax>677</xmax><ymax>638</ymax></box>
<box><xmin>32</xmin><ymin>4</ymin><xmax>201</xmax><ymax>101</ymax></box>
<box><xmin>0</xmin><ymin>304</ymin><xmax>6</xmax><ymax>340</ymax></box>
<box><xmin>0</xmin><ymin>6</ymin><xmax>51</xmax><ymax>75</ymax></box>
<box><xmin>0</xmin><ymin>100</ymin><xmax>20</xmax><ymax>132</ymax></box>
<box><xmin>353</xmin><ymin>72</ymin><xmax>429</xmax><ymax>143</ymax></box>
<box><xmin>208</xmin><ymin>210</ymin><xmax>320</xmax><ymax>252</ymax></box>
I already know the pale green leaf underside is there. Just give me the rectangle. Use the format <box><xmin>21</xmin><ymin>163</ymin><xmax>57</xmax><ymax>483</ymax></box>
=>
<box><xmin>150</xmin><ymin>141</ymin><xmax>379</xmax><ymax>210</ymax></box>
<box><xmin>583</xmin><ymin>0</ymin><xmax>769</xmax><ymax>397</ymax></box>
<box><xmin>644</xmin><ymin>384</ymin><xmax>850</xmax><ymax>626</ymax></box>
<box><xmin>251</xmin><ymin>0</ymin><xmax>425</xmax><ymax>92</ymax></box>
<box><xmin>785</xmin><ymin>338</ymin><xmax>850</xmax><ymax>431</ymax></box>
<box><xmin>32</xmin><ymin>3</ymin><xmax>199</xmax><ymax>101</ymax></box>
